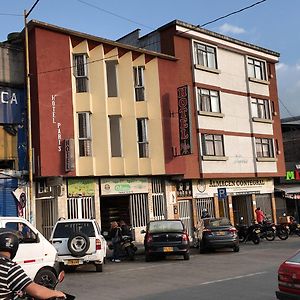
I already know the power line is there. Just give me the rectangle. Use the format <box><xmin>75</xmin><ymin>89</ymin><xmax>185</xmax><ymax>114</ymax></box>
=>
<box><xmin>278</xmin><ymin>98</ymin><xmax>297</xmax><ymax>119</ymax></box>
<box><xmin>0</xmin><ymin>13</ymin><xmax>23</xmax><ymax>17</ymax></box>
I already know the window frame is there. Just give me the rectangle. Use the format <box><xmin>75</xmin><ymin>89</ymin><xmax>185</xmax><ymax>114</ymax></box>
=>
<box><xmin>247</xmin><ymin>57</ymin><xmax>267</xmax><ymax>81</ymax></box>
<box><xmin>133</xmin><ymin>66</ymin><xmax>145</xmax><ymax>101</ymax></box>
<box><xmin>201</xmin><ymin>134</ymin><xmax>225</xmax><ymax>157</ymax></box>
<box><xmin>194</xmin><ymin>42</ymin><xmax>218</xmax><ymax>70</ymax></box>
<box><xmin>109</xmin><ymin>115</ymin><xmax>122</xmax><ymax>157</ymax></box>
<box><xmin>78</xmin><ymin>112</ymin><xmax>92</xmax><ymax>157</ymax></box>
<box><xmin>255</xmin><ymin>137</ymin><xmax>274</xmax><ymax>158</ymax></box>
<box><xmin>73</xmin><ymin>54</ymin><xmax>89</xmax><ymax>93</ymax></box>
<box><xmin>137</xmin><ymin>118</ymin><xmax>149</xmax><ymax>158</ymax></box>
<box><xmin>197</xmin><ymin>88</ymin><xmax>221</xmax><ymax>113</ymax></box>
<box><xmin>105</xmin><ymin>60</ymin><xmax>119</xmax><ymax>97</ymax></box>
<box><xmin>251</xmin><ymin>98</ymin><xmax>271</xmax><ymax>120</ymax></box>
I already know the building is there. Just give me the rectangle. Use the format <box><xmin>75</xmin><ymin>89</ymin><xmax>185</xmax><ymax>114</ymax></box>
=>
<box><xmin>0</xmin><ymin>37</ymin><xmax>27</xmax><ymax>217</ymax></box>
<box><xmin>275</xmin><ymin>117</ymin><xmax>300</xmax><ymax>221</ymax></box>
<box><xmin>119</xmin><ymin>20</ymin><xmax>285</xmax><ymax>228</ymax></box>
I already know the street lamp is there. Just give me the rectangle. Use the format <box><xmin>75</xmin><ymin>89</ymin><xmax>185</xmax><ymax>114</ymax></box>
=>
<box><xmin>24</xmin><ymin>0</ymin><xmax>40</xmax><ymax>224</ymax></box>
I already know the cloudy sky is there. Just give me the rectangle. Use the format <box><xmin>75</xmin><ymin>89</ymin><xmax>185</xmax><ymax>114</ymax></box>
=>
<box><xmin>1</xmin><ymin>0</ymin><xmax>299</xmax><ymax>118</ymax></box>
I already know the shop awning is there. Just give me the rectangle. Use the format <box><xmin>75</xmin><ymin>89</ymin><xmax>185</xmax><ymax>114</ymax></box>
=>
<box><xmin>275</xmin><ymin>185</ymin><xmax>300</xmax><ymax>199</ymax></box>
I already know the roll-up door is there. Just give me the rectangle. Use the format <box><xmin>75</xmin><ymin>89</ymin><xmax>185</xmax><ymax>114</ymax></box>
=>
<box><xmin>0</xmin><ymin>179</ymin><xmax>18</xmax><ymax>216</ymax></box>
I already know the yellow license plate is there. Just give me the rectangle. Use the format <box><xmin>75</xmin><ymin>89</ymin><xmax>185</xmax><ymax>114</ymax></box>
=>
<box><xmin>67</xmin><ymin>259</ymin><xmax>79</xmax><ymax>266</ymax></box>
<box><xmin>163</xmin><ymin>247</ymin><xmax>173</xmax><ymax>252</ymax></box>
<box><xmin>217</xmin><ymin>231</ymin><xmax>225</xmax><ymax>235</ymax></box>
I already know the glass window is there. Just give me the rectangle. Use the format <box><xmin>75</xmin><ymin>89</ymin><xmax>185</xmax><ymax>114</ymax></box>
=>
<box><xmin>255</xmin><ymin>138</ymin><xmax>274</xmax><ymax>158</ymax></box>
<box><xmin>198</xmin><ymin>88</ymin><xmax>220</xmax><ymax>113</ymax></box>
<box><xmin>78</xmin><ymin>112</ymin><xmax>92</xmax><ymax>157</ymax></box>
<box><xmin>202</xmin><ymin>134</ymin><xmax>225</xmax><ymax>156</ymax></box>
<box><xmin>137</xmin><ymin>118</ymin><xmax>148</xmax><ymax>158</ymax></box>
<box><xmin>248</xmin><ymin>58</ymin><xmax>267</xmax><ymax>81</ymax></box>
<box><xmin>194</xmin><ymin>42</ymin><xmax>217</xmax><ymax>69</ymax></box>
<box><xmin>53</xmin><ymin>222</ymin><xmax>95</xmax><ymax>238</ymax></box>
<box><xmin>148</xmin><ymin>220</ymin><xmax>184</xmax><ymax>233</ymax></box>
<box><xmin>73</xmin><ymin>54</ymin><xmax>88</xmax><ymax>92</ymax></box>
<box><xmin>5</xmin><ymin>222</ymin><xmax>37</xmax><ymax>243</ymax></box>
<box><xmin>109</xmin><ymin>115</ymin><xmax>122</xmax><ymax>157</ymax></box>
<box><xmin>106</xmin><ymin>60</ymin><xmax>118</xmax><ymax>97</ymax></box>
<box><xmin>251</xmin><ymin>98</ymin><xmax>271</xmax><ymax>119</ymax></box>
<box><xmin>133</xmin><ymin>66</ymin><xmax>145</xmax><ymax>101</ymax></box>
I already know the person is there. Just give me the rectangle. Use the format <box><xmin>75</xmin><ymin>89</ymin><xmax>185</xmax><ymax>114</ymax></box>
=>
<box><xmin>109</xmin><ymin>221</ymin><xmax>122</xmax><ymax>263</ymax></box>
<box><xmin>255</xmin><ymin>207</ymin><xmax>265</xmax><ymax>224</ymax></box>
<box><xmin>0</xmin><ymin>228</ymin><xmax>66</xmax><ymax>300</ymax></box>
<box><xmin>119</xmin><ymin>220</ymin><xmax>131</xmax><ymax>237</ymax></box>
<box><xmin>201</xmin><ymin>208</ymin><xmax>210</xmax><ymax>219</ymax></box>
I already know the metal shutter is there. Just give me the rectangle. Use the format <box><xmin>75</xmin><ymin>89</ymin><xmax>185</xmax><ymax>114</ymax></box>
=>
<box><xmin>0</xmin><ymin>179</ymin><xmax>18</xmax><ymax>216</ymax></box>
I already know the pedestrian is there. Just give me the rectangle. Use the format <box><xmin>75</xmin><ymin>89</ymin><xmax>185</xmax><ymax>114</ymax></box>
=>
<box><xmin>201</xmin><ymin>208</ymin><xmax>210</xmax><ymax>219</ymax></box>
<box><xmin>119</xmin><ymin>220</ymin><xmax>131</xmax><ymax>237</ymax></box>
<box><xmin>255</xmin><ymin>207</ymin><xmax>265</xmax><ymax>224</ymax></box>
<box><xmin>109</xmin><ymin>221</ymin><xmax>122</xmax><ymax>263</ymax></box>
<box><xmin>0</xmin><ymin>228</ymin><xmax>66</xmax><ymax>300</ymax></box>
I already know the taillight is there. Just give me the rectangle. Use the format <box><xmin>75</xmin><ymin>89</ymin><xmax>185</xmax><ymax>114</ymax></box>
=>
<box><xmin>182</xmin><ymin>232</ymin><xmax>189</xmax><ymax>242</ymax></box>
<box><xmin>203</xmin><ymin>229</ymin><xmax>212</xmax><ymax>234</ymax></box>
<box><xmin>146</xmin><ymin>233</ymin><xmax>153</xmax><ymax>244</ymax></box>
<box><xmin>229</xmin><ymin>227</ymin><xmax>237</xmax><ymax>233</ymax></box>
<box><xmin>96</xmin><ymin>239</ymin><xmax>101</xmax><ymax>250</ymax></box>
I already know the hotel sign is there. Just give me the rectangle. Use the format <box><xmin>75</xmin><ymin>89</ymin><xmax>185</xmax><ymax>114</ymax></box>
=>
<box><xmin>177</xmin><ymin>85</ymin><xmax>192</xmax><ymax>155</ymax></box>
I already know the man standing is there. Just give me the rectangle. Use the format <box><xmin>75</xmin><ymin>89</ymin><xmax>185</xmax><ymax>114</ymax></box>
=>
<box><xmin>255</xmin><ymin>207</ymin><xmax>265</xmax><ymax>224</ymax></box>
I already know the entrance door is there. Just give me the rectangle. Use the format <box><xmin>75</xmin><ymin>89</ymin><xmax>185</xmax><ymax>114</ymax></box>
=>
<box><xmin>232</xmin><ymin>195</ymin><xmax>253</xmax><ymax>225</ymax></box>
<box><xmin>178</xmin><ymin>200</ymin><xmax>193</xmax><ymax>239</ymax></box>
<box><xmin>41</xmin><ymin>198</ymin><xmax>57</xmax><ymax>240</ymax></box>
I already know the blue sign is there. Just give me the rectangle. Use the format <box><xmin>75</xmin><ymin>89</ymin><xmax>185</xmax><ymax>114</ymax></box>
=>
<box><xmin>218</xmin><ymin>188</ymin><xmax>227</xmax><ymax>199</ymax></box>
<box><xmin>0</xmin><ymin>87</ymin><xmax>23</xmax><ymax>124</ymax></box>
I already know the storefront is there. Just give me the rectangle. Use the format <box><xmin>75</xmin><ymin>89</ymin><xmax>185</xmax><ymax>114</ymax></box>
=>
<box><xmin>192</xmin><ymin>178</ymin><xmax>275</xmax><ymax>225</ymax></box>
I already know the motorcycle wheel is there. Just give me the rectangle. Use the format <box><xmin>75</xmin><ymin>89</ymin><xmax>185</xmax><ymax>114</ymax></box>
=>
<box><xmin>238</xmin><ymin>234</ymin><xmax>246</xmax><ymax>243</ymax></box>
<box><xmin>252</xmin><ymin>236</ymin><xmax>260</xmax><ymax>244</ymax></box>
<box><xmin>126</xmin><ymin>247</ymin><xmax>135</xmax><ymax>261</ymax></box>
<box><xmin>265</xmin><ymin>230</ymin><xmax>275</xmax><ymax>241</ymax></box>
<box><xmin>277</xmin><ymin>229</ymin><xmax>289</xmax><ymax>240</ymax></box>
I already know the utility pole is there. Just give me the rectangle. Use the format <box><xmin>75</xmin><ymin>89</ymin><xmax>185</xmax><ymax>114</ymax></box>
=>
<box><xmin>24</xmin><ymin>0</ymin><xmax>40</xmax><ymax>225</ymax></box>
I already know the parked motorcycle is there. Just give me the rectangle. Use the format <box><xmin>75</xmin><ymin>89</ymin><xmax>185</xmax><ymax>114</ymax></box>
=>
<box><xmin>120</xmin><ymin>234</ymin><xmax>137</xmax><ymax>261</ymax></box>
<box><xmin>258</xmin><ymin>219</ymin><xmax>276</xmax><ymax>241</ymax></box>
<box><xmin>236</xmin><ymin>218</ymin><xmax>260</xmax><ymax>244</ymax></box>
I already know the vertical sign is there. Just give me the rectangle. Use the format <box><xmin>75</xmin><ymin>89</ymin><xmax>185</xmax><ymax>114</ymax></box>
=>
<box><xmin>65</xmin><ymin>139</ymin><xmax>75</xmax><ymax>172</ymax></box>
<box><xmin>177</xmin><ymin>85</ymin><xmax>192</xmax><ymax>155</ymax></box>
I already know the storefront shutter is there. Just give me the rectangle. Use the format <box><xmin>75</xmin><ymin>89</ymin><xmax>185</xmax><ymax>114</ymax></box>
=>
<box><xmin>0</xmin><ymin>179</ymin><xmax>18</xmax><ymax>216</ymax></box>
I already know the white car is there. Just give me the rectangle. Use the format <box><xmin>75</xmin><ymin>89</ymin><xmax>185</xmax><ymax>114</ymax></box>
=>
<box><xmin>50</xmin><ymin>218</ymin><xmax>107</xmax><ymax>272</ymax></box>
<box><xmin>0</xmin><ymin>217</ymin><xmax>60</xmax><ymax>288</ymax></box>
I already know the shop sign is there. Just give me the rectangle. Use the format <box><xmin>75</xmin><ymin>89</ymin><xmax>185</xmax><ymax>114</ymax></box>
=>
<box><xmin>65</xmin><ymin>139</ymin><xmax>75</xmax><ymax>172</ymax></box>
<box><xmin>101</xmin><ymin>178</ymin><xmax>149</xmax><ymax>195</ymax></box>
<box><xmin>67</xmin><ymin>178</ymin><xmax>95</xmax><ymax>197</ymax></box>
<box><xmin>286</xmin><ymin>170</ymin><xmax>300</xmax><ymax>181</ymax></box>
<box><xmin>177</xmin><ymin>85</ymin><xmax>192</xmax><ymax>155</ymax></box>
<box><xmin>193</xmin><ymin>178</ymin><xmax>273</xmax><ymax>198</ymax></box>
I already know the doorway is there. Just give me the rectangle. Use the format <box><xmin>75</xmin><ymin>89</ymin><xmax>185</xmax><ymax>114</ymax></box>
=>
<box><xmin>178</xmin><ymin>200</ymin><xmax>193</xmax><ymax>239</ymax></box>
<box><xmin>232</xmin><ymin>195</ymin><xmax>253</xmax><ymax>225</ymax></box>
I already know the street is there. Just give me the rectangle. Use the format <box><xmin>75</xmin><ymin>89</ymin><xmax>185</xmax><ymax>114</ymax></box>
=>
<box><xmin>59</xmin><ymin>237</ymin><xmax>300</xmax><ymax>300</ymax></box>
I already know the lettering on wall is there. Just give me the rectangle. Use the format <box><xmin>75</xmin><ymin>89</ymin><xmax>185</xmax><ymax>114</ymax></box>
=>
<box><xmin>51</xmin><ymin>95</ymin><xmax>62</xmax><ymax>152</ymax></box>
<box><xmin>0</xmin><ymin>87</ymin><xmax>22</xmax><ymax>124</ymax></box>
<box><xmin>286</xmin><ymin>170</ymin><xmax>300</xmax><ymax>181</ymax></box>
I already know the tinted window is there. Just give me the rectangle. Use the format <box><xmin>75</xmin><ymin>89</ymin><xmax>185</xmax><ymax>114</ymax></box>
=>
<box><xmin>204</xmin><ymin>218</ymin><xmax>231</xmax><ymax>227</ymax></box>
<box><xmin>287</xmin><ymin>252</ymin><xmax>300</xmax><ymax>264</ymax></box>
<box><xmin>53</xmin><ymin>222</ymin><xmax>95</xmax><ymax>238</ymax></box>
<box><xmin>148</xmin><ymin>221</ymin><xmax>184</xmax><ymax>233</ymax></box>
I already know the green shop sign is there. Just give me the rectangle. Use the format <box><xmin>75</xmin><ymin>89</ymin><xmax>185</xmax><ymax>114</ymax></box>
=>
<box><xmin>101</xmin><ymin>178</ymin><xmax>149</xmax><ymax>195</ymax></box>
<box><xmin>68</xmin><ymin>178</ymin><xmax>95</xmax><ymax>197</ymax></box>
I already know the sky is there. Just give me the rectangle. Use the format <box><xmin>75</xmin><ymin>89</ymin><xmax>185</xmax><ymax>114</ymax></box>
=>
<box><xmin>0</xmin><ymin>0</ymin><xmax>299</xmax><ymax>119</ymax></box>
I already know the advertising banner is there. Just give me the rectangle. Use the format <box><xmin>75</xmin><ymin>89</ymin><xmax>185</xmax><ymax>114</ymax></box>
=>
<box><xmin>101</xmin><ymin>178</ymin><xmax>149</xmax><ymax>195</ymax></box>
<box><xmin>67</xmin><ymin>178</ymin><xmax>95</xmax><ymax>197</ymax></box>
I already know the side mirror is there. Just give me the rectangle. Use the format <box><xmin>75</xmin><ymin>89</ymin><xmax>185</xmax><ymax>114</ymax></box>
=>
<box><xmin>140</xmin><ymin>229</ymin><xmax>146</xmax><ymax>234</ymax></box>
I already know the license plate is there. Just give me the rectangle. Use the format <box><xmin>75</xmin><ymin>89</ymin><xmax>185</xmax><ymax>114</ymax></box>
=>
<box><xmin>216</xmin><ymin>231</ymin><xmax>225</xmax><ymax>236</ymax></box>
<box><xmin>163</xmin><ymin>247</ymin><xmax>173</xmax><ymax>252</ymax></box>
<box><xmin>67</xmin><ymin>259</ymin><xmax>79</xmax><ymax>266</ymax></box>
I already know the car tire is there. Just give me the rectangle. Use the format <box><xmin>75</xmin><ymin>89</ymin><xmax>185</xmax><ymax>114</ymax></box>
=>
<box><xmin>233</xmin><ymin>245</ymin><xmax>240</xmax><ymax>252</ymax></box>
<box><xmin>67</xmin><ymin>232</ymin><xmax>90</xmax><ymax>257</ymax></box>
<box><xmin>95</xmin><ymin>263</ymin><xmax>103</xmax><ymax>272</ymax></box>
<box><xmin>34</xmin><ymin>269</ymin><xmax>57</xmax><ymax>289</ymax></box>
<box><xmin>183</xmin><ymin>252</ymin><xmax>190</xmax><ymax>260</ymax></box>
<box><xmin>199</xmin><ymin>241</ymin><xmax>206</xmax><ymax>254</ymax></box>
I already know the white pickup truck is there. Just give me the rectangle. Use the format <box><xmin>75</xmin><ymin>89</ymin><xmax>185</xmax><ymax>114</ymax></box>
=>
<box><xmin>0</xmin><ymin>216</ymin><xmax>61</xmax><ymax>288</ymax></box>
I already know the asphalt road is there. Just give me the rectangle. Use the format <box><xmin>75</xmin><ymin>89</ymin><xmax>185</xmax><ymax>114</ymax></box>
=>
<box><xmin>60</xmin><ymin>237</ymin><xmax>300</xmax><ymax>300</ymax></box>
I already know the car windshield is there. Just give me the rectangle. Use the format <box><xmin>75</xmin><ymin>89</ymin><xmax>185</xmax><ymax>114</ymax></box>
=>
<box><xmin>204</xmin><ymin>218</ymin><xmax>231</xmax><ymax>228</ymax></box>
<box><xmin>53</xmin><ymin>222</ymin><xmax>95</xmax><ymax>238</ymax></box>
<box><xmin>148</xmin><ymin>221</ymin><xmax>184</xmax><ymax>233</ymax></box>
<box><xmin>287</xmin><ymin>252</ymin><xmax>300</xmax><ymax>264</ymax></box>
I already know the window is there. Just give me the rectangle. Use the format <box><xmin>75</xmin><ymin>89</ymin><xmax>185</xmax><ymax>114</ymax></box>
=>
<box><xmin>109</xmin><ymin>115</ymin><xmax>122</xmax><ymax>157</ymax></box>
<box><xmin>202</xmin><ymin>134</ymin><xmax>225</xmax><ymax>156</ymax></box>
<box><xmin>133</xmin><ymin>66</ymin><xmax>145</xmax><ymax>101</ymax></box>
<box><xmin>78</xmin><ymin>112</ymin><xmax>92</xmax><ymax>157</ymax></box>
<box><xmin>37</xmin><ymin>180</ymin><xmax>52</xmax><ymax>194</ymax></box>
<box><xmin>137</xmin><ymin>118</ymin><xmax>148</xmax><ymax>158</ymax></box>
<box><xmin>106</xmin><ymin>60</ymin><xmax>118</xmax><ymax>97</ymax></box>
<box><xmin>194</xmin><ymin>42</ymin><xmax>217</xmax><ymax>69</ymax></box>
<box><xmin>73</xmin><ymin>54</ymin><xmax>88</xmax><ymax>92</ymax></box>
<box><xmin>197</xmin><ymin>88</ymin><xmax>220</xmax><ymax>113</ymax></box>
<box><xmin>5</xmin><ymin>222</ymin><xmax>37</xmax><ymax>243</ymax></box>
<box><xmin>251</xmin><ymin>98</ymin><xmax>271</xmax><ymax>119</ymax></box>
<box><xmin>248</xmin><ymin>58</ymin><xmax>267</xmax><ymax>81</ymax></box>
<box><xmin>255</xmin><ymin>138</ymin><xmax>274</xmax><ymax>158</ymax></box>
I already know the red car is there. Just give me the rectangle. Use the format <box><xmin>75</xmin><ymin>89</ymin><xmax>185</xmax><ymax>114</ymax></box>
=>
<box><xmin>276</xmin><ymin>251</ymin><xmax>300</xmax><ymax>299</ymax></box>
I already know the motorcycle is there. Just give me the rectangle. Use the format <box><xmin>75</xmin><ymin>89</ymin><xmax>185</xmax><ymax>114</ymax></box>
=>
<box><xmin>275</xmin><ymin>223</ymin><xmax>289</xmax><ymax>240</ymax></box>
<box><xmin>258</xmin><ymin>219</ymin><xmax>276</xmax><ymax>241</ymax></box>
<box><xmin>120</xmin><ymin>234</ymin><xmax>137</xmax><ymax>261</ymax></box>
<box><xmin>236</xmin><ymin>217</ymin><xmax>260</xmax><ymax>244</ymax></box>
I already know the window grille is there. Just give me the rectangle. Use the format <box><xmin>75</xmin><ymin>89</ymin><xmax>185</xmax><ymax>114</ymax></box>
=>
<box><xmin>152</xmin><ymin>179</ymin><xmax>167</xmax><ymax>220</ymax></box>
<box><xmin>133</xmin><ymin>66</ymin><xmax>145</xmax><ymax>101</ymax></box>
<box><xmin>67</xmin><ymin>197</ymin><xmax>95</xmax><ymax>219</ymax></box>
<box><xmin>74</xmin><ymin>54</ymin><xmax>88</xmax><ymax>92</ymax></box>
<box><xmin>78</xmin><ymin>112</ymin><xmax>92</xmax><ymax>157</ymax></box>
<box><xmin>130</xmin><ymin>194</ymin><xmax>149</xmax><ymax>228</ymax></box>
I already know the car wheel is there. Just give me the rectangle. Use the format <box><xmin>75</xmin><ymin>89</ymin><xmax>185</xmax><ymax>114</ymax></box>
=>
<box><xmin>183</xmin><ymin>252</ymin><xmax>190</xmax><ymax>260</ymax></box>
<box><xmin>67</xmin><ymin>232</ymin><xmax>90</xmax><ymax>257</ymax></box>
<box><xmin>34</xmin><ymin>269</ymin><xmax>57</xmax><ymax>289</ymax></box>
<box><xmin>199</xmin><ymin>241</ymin><xmax>206</xmax><ymax>254</ymax></box>
<box><xmin>233</xmin><ymin>245</ymin><xmax>240</xmax><ymax>252</ymax></box>
<box><xmin>95</xmin><ymin>263</ymin><xmax>103</xmax><ymax>272</ymax></box>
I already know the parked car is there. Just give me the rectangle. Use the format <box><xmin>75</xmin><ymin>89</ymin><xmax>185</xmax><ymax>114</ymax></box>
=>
<box><xmin>0</xmin><ymin>216</ymin><xmax>60</xmax><ymax>288</ymax></box>
<box><xmin>50</xmin><ymin>218</ymin><xmax>106</xmax><ymax>272</ymax></box>
<box><xmin>276</xmin><ymin>250</ymin><xmax>300</xmax><ymax>299</ymax></box>
<box><xmin>200</xmin><ymin>217</ymin><xmax>239</xmax><ymax>253</ymax></box>
<box><xmin>142</xmin><ymin>219</ymin><xmax>190</xmax><ymax>261</ymax></box>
